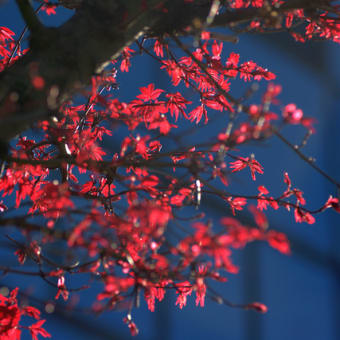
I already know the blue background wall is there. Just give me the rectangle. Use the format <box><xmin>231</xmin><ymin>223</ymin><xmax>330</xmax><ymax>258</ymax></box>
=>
<box><xmin>1</xmin><ymin>1</ymin><xmax>340</xmax><ymax>339</ymax></box>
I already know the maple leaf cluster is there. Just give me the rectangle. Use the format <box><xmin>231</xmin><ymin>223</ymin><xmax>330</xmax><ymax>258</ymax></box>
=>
<box><xmin>0</xmin><ymin>288</ymin><xmax>50</xmax><ymax>340</ymax></box>
<box><xmin>0</xmin><ymin>0</ymin><xmax>340</xmax><ymax>338</ymax></box>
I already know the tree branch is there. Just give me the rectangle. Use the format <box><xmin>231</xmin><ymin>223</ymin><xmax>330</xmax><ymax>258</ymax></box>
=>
<box><xmin>0</xmin><ymin>0</ymin><xmax>333</xmax><ymax>145</ymax></box>
<box><xmin>15</xmin><ymin>0</ymin><xmax>44</xmax><ymax>35</ymax></box>
<box><xmin>0</xmin><ymin>0</ymin><xmax>173</xmax><ymax>143</ymax></box>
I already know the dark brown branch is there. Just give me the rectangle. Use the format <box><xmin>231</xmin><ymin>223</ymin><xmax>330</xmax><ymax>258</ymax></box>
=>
<box><xmin>0</xmin><ymin>0</ymin><xmax>170</xmax><ymax>141</ymax></box>
<box><xmin>15</xmin><ymin>0</ymin><xmax>44</xmax><ymax>35</ymax></box>
<box><xmin>0</xmin><ymin>0</ymin><xmax>335</xmax><ymax>145</ymax></box>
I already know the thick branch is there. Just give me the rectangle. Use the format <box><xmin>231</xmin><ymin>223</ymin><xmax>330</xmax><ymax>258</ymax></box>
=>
<box><xmin>0</xmin><ymin>0</ymin><xmax>330</xmax><ymax>144</ymax></box>
<box><xmin>15</xmin><ymin>0</ymin><xmax>44</xmax><ymax>35</ymax></box>
<box><xmin>0</xmin><ymin>0</ymin><xmax>209</xmax><ymax>143</ymax></box>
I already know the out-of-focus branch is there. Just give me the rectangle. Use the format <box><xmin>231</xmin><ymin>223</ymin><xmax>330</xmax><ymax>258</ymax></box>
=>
<box><xmin>0</xmin><ymin>0</ymin><xmax>334</xmax><ymax>145</ymax></box>
<box><xmin>15</xmin><ymin>0</ymin><xmax>44</xmax><ymax>35</ymax></box>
